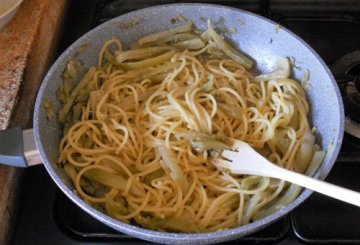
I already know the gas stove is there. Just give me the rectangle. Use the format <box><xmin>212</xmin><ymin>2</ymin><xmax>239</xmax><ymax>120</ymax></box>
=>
<box><xmin>12</xmin><ymin>0</ymin><xmax>360</xmax><ymax>244</ymax></box>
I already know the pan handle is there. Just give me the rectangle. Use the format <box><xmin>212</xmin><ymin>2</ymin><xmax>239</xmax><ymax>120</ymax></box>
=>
<box><xmin>0</xmin><ymin>127</ymin><xmax>42</xmax><ymax>167</ymax></box>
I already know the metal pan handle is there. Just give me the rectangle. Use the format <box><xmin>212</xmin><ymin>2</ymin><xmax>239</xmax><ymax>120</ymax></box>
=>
<box><xmin>0</xmin><ymin>127</ymin><xmax>42</xmax><ymax>167</ymax></box>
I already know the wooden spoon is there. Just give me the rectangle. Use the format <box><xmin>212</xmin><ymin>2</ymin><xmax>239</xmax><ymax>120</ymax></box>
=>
<box><xmin>212</xmin><ymin>138</ymin><xmax>360</xmax><ymax>207</ymax></box>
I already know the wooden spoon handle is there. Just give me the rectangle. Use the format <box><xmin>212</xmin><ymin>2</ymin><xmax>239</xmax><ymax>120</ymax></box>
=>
<box><xmin>267</xmin><ymin>164</ymin><xmax>360</xmax><ymax>207</ymax></box>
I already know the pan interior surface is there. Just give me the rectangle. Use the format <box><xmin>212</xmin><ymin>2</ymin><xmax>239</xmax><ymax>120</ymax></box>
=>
<box><xmin>33</xmin><ymin>4</ymin><xmax>344</xmax><ymax>244</ymax></box>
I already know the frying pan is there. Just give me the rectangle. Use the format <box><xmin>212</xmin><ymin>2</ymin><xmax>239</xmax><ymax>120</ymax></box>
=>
<box><xmin>0</xmin><ymin>3</ymin><xmax>344</xmax><ymax>244</ymax></box>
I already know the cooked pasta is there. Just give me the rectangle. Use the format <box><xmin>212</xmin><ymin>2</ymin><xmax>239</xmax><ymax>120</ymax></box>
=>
<box><xmin>57</xmin><ymin>21</ymin><xmax>324</xmax><ymax>233</ymax></box>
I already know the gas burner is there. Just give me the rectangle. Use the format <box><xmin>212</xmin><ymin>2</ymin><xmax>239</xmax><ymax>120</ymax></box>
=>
<box><xmin>345</xmin><ymin>117</ymin><xmax>360</xmax><ymax>139</ymax></box>
<box><xmin>332</xmin><ymin>51</ymin><xmax>360</xmax><ymax>139</ymax></box>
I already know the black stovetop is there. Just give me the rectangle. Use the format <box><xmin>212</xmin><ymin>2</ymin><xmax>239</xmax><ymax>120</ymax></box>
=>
<box><xmin>12</xmin><ymin>0</ymin><xmax>360</xmax><ymax>244</ymax></box>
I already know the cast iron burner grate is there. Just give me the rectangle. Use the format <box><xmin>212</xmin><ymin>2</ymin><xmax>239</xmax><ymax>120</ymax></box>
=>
<box><xmin>343</xmin><ymin>69</ymin><xmax>360</xmax><ymax>128</ymax></box>
<box><xmin>332</xmin><ymin>52</ymin><xmax>360</xmax><ymax>141</ymax></box>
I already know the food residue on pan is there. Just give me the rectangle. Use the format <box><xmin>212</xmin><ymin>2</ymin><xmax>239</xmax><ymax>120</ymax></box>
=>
<box><xmin>289</xmin><ymin>56</ymin><xmax>302</xmax><ymax>70</ymax></box>
<box><xmin>171</xmin><ymin>15</ymin><xmax>190</xmax><ymax>24</ymax></box>
<box><xmin>301</xmin><ymin>69</ymin><xmax>311</xmax><ymax>90</ymax></box>
<box><xmin>56</xmin><ymin>58</ymin><xmax>86</xmax><ymax>132</ymax></box>
<box><xmin>199</xmin><ymin>16</ymin><xmax>208</xmax><ymax>22</ymax></box>
<box><xmin>235</xmin><ymin>18</ymin><xmax>245</xmax><ymax>27</ymax></box>
<box><xmin>275</xmin><ymin>24</ymin><xmax>281</xmax><ymax>33</ymax></box>
<box><xmin>327</xmin><ymin>137</ymin><xmax>336</xmax><ymax>156</ymax></box>
<box><xmin>57</xmin><ymin>59</ymin><xmax>84</xmax><ymax>102</ymax></box>
<box><xmin>289</xmin><ymin>57</ymin><xmax>310</xmax><ymax>90</ymax></box>
<box><xmin>75</xmin><ymin>43</ymin><xmax>90</xmax><ymax>57</ymax></box>
<box><xmin>199</xmin><ymin>17</ymin><xmax>237</xmax><ymax>35</ymax></box>
<box><xmin>119</xmin><ymin>18</ymin><xmax>141</xmax><ymax>29</ymax></box>
<box><xmin>43</xmin><ymin>100</ymin><xmax>54</xmax><ymax>120</ymax></box>
<box><xmin>224</xmin><ymin>27</ymin><xmax>237</xmax><ymax>34</ymax></box>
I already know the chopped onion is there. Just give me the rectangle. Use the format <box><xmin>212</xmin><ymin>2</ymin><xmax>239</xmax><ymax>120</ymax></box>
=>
<box><xmin>293</xmin><ymin>132</ymin><xmax>315</xmax><ymax>173</ymax></box>
<box><xmin>157</xmin><ymin>146</ymin><xmax>190</xmax><ymax>194</ymax></box>
<box><xmin>171</xmin><ymin>38</ymin><xmax>205</xmax><ymax>50</ymax></box>
<box><xmin>84</xmin><ymin>168</ymin><xmax>142</xmax><ymax>196</ymax></box>
<box><xmin>255</xmin><ymin>57</ymin><xmax>290</xmax><ymax>81</ymax></box>
<box><xmin>201</xmin><ymin>20</ymin><xmax>254</xmax><ymax>69</ymax></box>
<box><xmin>138</xmin><ymin>23</ymin><xmax>193</xmax><ymax>46</ymax></box>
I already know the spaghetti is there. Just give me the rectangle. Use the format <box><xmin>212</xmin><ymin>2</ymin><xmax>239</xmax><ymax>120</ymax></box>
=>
<box><xmin>57</xmin><ymin>21</ymin><xmax>324</xmax><ymax>233</ymax></box>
